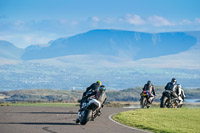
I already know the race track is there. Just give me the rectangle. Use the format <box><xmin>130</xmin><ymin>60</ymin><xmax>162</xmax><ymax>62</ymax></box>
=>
<box><xmin>0</xmin><ymin>106</ymin><xmax>149</xmax><ymax>133</ymax></box>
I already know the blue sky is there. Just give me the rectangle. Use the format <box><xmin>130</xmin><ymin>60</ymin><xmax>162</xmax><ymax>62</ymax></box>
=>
<box><xmin>0</xmin><ymin>0</ymin><xmax>200</xmax><ymax>48</ymax></box>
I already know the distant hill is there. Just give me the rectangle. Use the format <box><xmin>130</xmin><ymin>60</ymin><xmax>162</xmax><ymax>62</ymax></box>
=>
<box><xmin>0</xmin><ymin>89</ymin><xmax>83</xmax><ymax>102</ymax></box>
<box><xmin>21</xmin><ymin>29</ymin><xmax>197</xmax><ymax>60</ymax></box>
<box><xmin>1</xmin><ymin>87</ymin><xmax>199</xmax><ymax>102</ymax></box>
<box><xmin>0</xmin><ymin>40</ymin><xmax>23</xmax><ymax>59</ymax></box>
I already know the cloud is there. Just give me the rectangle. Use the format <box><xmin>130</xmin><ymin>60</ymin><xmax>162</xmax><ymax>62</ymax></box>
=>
<box><xmin>148</xmin><ymin>16</ymin><xmax>173</xmax><ymax>27</ymax></box>
<box><xmin>91</xmin><ymin>16</ymin><xmax>100</xmax><ymax>22</ymax></box>
<box><xmin>124</xmin><ymin>14</ymin><xmax>174</xmax><ymax>27</ymax></box>
<box><xmin>178</xmin><ymin>18</ymin><xmax>200</xmax><ymax>26</ymax></box>
<box><xmin>0</xmin><ymin>33</ymin><xmax>59</xmax><ymax>48</ymax></box>
<box><xmin>126</xmin><ymin>14</ymin><xmax>145</xmax><ymax>25</ymax></box>
<box><xmin>87</xmin><ymin>16</ymin><xmax>100</xmax><ymax>27</ymax></box>
<box><xmin>180</xmin><ymin>19</ymin><xmax>192</xmax><ymax>25</ymax></box>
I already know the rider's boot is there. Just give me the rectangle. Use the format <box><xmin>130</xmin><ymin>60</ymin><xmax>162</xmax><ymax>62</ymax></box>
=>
<box><xmin>91</xmin><ymin>112</ymin><xmax>95</xmax><ymax>121</ymax></box>
<box><xmin>98</xmin><ymin>110</ymin><xmax>102</xmax><ymax>116</ymax></box>
<box><xmin>178</xmin><ymin>96</ymin><xmax>183</xmax><ymax>104</ymax></box>
<box><xmin>76</xmin><ymin>118</ymin><xmax>80</xmax><ymax>123</ymax></box>
<box><xmin>75</xmin><ymin>111</ymin><xmax>81</xmax><ymax>123</ymax></box>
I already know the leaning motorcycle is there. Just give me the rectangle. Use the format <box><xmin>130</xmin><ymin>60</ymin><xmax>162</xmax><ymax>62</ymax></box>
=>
<box><xmin>160</xmin><ymin>90</ymin><xmax>183</xmax><ymax>108</ymax></box>
<box><xmin>77</xmin><ymin>93</ymin><xmax>102</xmax><ymax>125</ymax></box>
<box><xmin>140</xmin><ymin>90</ymin><xmax>152</xmax><ymax>108</ymax></box>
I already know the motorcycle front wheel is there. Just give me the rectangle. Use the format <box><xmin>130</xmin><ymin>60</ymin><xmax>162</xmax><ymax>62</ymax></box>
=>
<box><xmin>80</xmin><ymin>110</ymin><xmax>92</xmax><ymax>125</ymax></box>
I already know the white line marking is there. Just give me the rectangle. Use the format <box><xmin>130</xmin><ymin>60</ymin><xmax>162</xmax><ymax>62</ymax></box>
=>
<box><xmin>108</xmin><ymin>113</ymin><xmax>151</xmax><ymax>133</ymax></box>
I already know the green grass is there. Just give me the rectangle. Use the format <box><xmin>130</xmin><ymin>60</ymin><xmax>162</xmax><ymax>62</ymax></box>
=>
<box><xmin>0</xmin><ymin>102</ymin><xmax>79</xmax><ymax>107</ymax></box>
<box><xmin>113</xmin><ymin>108</ymin><xmax>200</xmax><ymax>133</ymax></box>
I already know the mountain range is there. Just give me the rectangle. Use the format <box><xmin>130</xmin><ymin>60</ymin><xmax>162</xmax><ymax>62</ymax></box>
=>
<box><xmin>18</xmin><ymin>29</ymin><xmax>198</xmax><ymax>60</ymax></box>
<box><xmin>0</xmin><ymin>29</ymin><xmax>200</xmax><ymax>90</ymax></box>
<box><xmin>0</xmin><ymin>40</ymin><xmax>23</xmax><ymax>59</ymax></box>
<box><xmin>0</xmin><ymin>29</ymin><xmax>199</xmax><ymax>62</ymax></box>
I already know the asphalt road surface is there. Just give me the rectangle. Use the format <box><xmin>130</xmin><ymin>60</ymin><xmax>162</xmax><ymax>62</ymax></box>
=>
<box><xmin>0</xmin><ymin>106</ymin><xmax>149</xmax><ymax>133</ymax></box>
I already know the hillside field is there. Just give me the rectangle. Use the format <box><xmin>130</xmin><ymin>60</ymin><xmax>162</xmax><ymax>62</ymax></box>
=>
<box><xmin>0</xmin><ymin>87</ymin><xmax>199</xmax><ymax>102</ymax></box>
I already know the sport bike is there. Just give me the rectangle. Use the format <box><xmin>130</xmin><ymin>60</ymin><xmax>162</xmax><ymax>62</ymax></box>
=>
<box><xmin>140</xmin><ymin>90</ymin><xmax>152</xmax><ymax>108</ymax></box>
<box><xmin>160</xmin><ymin>90</ymin><xmax>183</xmax><ymax>108</ymax></box>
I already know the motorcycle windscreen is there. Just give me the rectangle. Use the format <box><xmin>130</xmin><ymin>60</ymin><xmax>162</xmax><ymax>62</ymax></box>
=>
<box><xmin>87</xmin><ymin>99</ymin><xmax>101</xmax><ymax>111</ymax></box>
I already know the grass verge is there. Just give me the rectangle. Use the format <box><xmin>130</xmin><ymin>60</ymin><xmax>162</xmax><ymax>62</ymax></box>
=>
<box><xmin>113</xmin><ymin>108</ymin><xmax>200</xmax><ymax>133</ymax></box>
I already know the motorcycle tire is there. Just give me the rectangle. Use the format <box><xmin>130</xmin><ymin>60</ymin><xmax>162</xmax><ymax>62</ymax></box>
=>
<box><xmin>80</xmin><ymin>110</ymin><xmax>92</xmax><ymax>125</ymax></box>
<box><xmin>160</xmin><ymin>96</ymin><xmax>168</xmax><ymax>108</ymax></box>
<box><xmin>140</xmin><ymin>97</ymin><xmax>147</xmax><ymax>108</ymax></box>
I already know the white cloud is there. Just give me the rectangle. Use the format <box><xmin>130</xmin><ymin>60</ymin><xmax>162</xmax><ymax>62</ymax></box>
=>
<box><xmin>180</xmin><ymin>19</ymin><xmax>192</xmax><ymax>25</ymax></box>
<box><xmin>89</xmin><ymin>16</ymin><xmax>100</xmax><ymax>27</ymax></box>
<box><xmin>91</xmin><ymin>16</ymin><xmax>100</xmax><ymax>22</ymax></box>
<box><xmin>0</xmin><ymin>33</ymin><xmax>59</xmax><ymax>48</ymax></box>
<box><xmin>126</xmin><ymin>14</ymin><xmax>145</xmax><ymax>25</ymax></box>
<box><xmin>148</xmin><ymin>16</ymin><xmax>173</xmax><ymax>27</ymax></box>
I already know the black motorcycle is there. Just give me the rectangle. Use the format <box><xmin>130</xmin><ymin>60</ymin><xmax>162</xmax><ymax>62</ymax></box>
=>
<box><xmin>160</xmin><ymin>90</ymin><xmax>183</xmax><ymax>108</ymax></box>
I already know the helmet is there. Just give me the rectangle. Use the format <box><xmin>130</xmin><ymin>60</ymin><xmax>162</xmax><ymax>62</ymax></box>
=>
<box><xmin>96</xmin><ymin>81</ymin><xmax>102</xmax><ymax>86</ymax></box>
<box><xmin>147</xmin><ymin>80</ymin><xmax>151</xmax><ymax>85</ymax></box>
<box><xmin>99</xmin><ymin>85</ymin><xmax>106</xmax><ymax>91</ymax></box>
<box><xmin>171</xmin><ymin>78</ymin><xmax>176</xmax><ymax>82</ymax></box>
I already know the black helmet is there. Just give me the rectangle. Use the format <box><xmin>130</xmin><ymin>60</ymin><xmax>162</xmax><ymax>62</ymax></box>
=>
<box><xmin>171</xmin><ymin>78</ymin><xmax>177</xmax><ymax>83</ymax></box>
<box><xmin>147</xmin><ymin>80</ymin><xmax>152</xmax><ymax>85</ymax></box>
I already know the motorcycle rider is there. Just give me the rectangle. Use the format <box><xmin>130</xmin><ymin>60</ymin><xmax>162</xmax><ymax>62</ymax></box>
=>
<box><xmin>176</xmin><ymin>84</ymin><xmax>185</xmax><ymax>104</ymax></box>
<box><xmin>95</xmin><ymin>85</ymin><xmax>107</xmax><ymax>116</ymax></box>
<box><xmin>181</xmin><ymin>86</ymin><xmax>186</xmax><ymax>99</ymax></box>
<box><xmin>164</xmin><ymin>78</ymin><xmax>179</xmax><ymax>99</ymax></box>
<box><xmin>142</xmin><ymin>80</ymin><xmax>156</xmax><ymax>103</ymax></box>
<box><xmin>76</xmin><ymin>81</ymin><xmax>105</xmax><ymax>123</ymax></box>
<box><xmin>79</xmin><ymin>81</ymin><xmax>102</xmax><ymax>108</ymax></box>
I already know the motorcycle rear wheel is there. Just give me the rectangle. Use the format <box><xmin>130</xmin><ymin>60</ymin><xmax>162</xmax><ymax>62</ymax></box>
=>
<box><xmin>160</xmin><ymin>96</ymin><xmax>169</xmax><ymax>108</ymax></box>
<box><xmin>140</xmin><ymin>97</ymin><xmax>148</xmax><ymax>108</ymax></box>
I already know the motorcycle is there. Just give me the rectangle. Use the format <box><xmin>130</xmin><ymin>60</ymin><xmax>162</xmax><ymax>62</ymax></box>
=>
<box><xmin>76</xmin><ymin>92</ymin><xmax>102</xmax><ymax>125</ymax></box>
<box><xmin>160</xmin><ymin>90</ymin><xmax>183</xmax><ymax>108</ymax></box>
<box><xmin>140</xmin><ymin>90</ymin><xmax>153</xmax><ymax>108</ymax></box>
